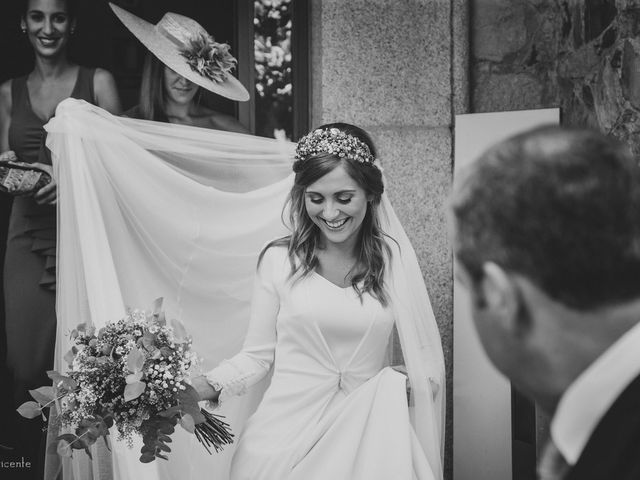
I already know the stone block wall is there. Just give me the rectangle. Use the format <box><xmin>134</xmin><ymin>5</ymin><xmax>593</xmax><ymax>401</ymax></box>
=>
<box><xmin>472</xmin><ymin>0</ymin><xmax>640</xmax><ymax>156</ymax></box>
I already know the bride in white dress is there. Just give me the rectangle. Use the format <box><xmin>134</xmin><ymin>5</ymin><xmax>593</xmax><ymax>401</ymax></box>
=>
<box><xmin>194</xmin><ymin>124</ymin><xmax>445</xmax><ymax>480</ymax></box>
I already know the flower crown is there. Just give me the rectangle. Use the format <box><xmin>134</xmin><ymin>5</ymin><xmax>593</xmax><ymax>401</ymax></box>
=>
<box><xmin>295</xmin><ymin>128</ymin><xmax>377</xmax><ymax>167</ymax></box>
<box><xmin>180</xmin><ymin>33</ymin><xmax>237</xmax><ymax>84</ymax></box>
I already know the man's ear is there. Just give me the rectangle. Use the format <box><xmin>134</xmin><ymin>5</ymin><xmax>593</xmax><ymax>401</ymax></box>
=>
<box><xmin>481</xmin><ymin>262</ymin><xmax>523</xmax><ymax>333</ymax></box>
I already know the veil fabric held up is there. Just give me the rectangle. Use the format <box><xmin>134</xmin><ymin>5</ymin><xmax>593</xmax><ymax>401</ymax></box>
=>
<box><xmin>43</xmin><ymin>98</ymin><xmax>445</xmax><ymax>480</ymax></box>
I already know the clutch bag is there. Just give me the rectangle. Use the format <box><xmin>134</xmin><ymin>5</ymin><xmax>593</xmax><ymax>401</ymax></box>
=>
<box><xmin>0</xmin><ymin>161</ymin><xmax>52</xmax><ymax>196</ymax></box>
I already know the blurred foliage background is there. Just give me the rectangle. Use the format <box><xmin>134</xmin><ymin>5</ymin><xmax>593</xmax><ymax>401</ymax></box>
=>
<box><xmin>254</xmin><ymin>0</ymin><xmax>293</xmax><ymax>139</ymax></box>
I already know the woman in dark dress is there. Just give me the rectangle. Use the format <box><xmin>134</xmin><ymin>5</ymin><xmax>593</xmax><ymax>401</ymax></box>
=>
<box><xmin>0</xmin><ymin>0</ymin><xmax>121</xmax><ymax>477</ymax></box>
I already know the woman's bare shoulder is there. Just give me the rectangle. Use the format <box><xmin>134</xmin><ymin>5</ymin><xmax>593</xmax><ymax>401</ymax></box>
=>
<box><xmin>93</xmin><ymin>68</ymin><xmax>115</xmax><ymax>85</ymax></box>
<box><xmin>199</xmin><ymin>106</ymin><xmax>249</xmax><ymax>134</ymax></box>
<box><xmin>0</xmin><ymin>79</ymin><xmax>12</xmax><ymax>107</ymax></box>
<box><xmin>93</xmin><ymin>68</ymin><xmax>122</xmax><ymax>114</ymax></box>
<box><xmin>0</xmin><ymin>79</ymin><xmax>13</xmax><ymax>151</ymax></box>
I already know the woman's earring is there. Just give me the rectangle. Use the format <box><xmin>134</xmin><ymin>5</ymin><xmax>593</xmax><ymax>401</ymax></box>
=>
<box><xmin>21</xmin><ymin>26</ymin><xmax>27</xmax><ymax>34</ymax></box>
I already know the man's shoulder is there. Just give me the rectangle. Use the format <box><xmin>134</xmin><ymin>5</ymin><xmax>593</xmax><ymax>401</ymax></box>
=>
<box><xmin>567</xmin><ymin>372</ymin><xmax>640</xmax><ymax>479</ymax></box>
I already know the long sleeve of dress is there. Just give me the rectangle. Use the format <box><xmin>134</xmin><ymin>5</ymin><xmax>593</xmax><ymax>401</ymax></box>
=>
<box><xmin>204</xmin><ymin>247</ymin><xmax>282</xmax><ymax>405</ymax></box>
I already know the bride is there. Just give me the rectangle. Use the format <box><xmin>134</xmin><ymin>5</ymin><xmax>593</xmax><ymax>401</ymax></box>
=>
<box><xmin>194</xmin><ymin>123</ymin><xmax>445</xmax><ymax>479</ymax></box>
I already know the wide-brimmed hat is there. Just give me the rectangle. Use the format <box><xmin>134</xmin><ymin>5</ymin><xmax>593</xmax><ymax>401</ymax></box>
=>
<box><xmin>109</xmin><ymin>3</ymin><xmax>249</xmax><ymax>101</ymax></box>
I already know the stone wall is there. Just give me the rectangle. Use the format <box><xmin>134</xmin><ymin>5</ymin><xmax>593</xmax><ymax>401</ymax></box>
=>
<box><xmin>472</xmin><ymin>0</ymin><xmax>640</xmax><ymax>156</ymax></box>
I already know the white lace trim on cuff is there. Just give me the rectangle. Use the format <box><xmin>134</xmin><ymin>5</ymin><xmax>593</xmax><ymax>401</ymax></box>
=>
<box><xmin>204</xmin><ymin>359</ymin><xmax>257</xmax><ymax>408</ymax></box>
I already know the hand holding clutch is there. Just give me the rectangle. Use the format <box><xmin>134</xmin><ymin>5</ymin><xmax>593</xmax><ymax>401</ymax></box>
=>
<box><xmin>0</xmin><ymin>150</ymin><xmax>52</xmax><ymax>196</ymax></box>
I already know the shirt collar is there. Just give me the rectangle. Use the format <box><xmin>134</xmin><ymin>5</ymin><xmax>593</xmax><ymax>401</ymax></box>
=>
<box><xmin>551</xmin><ymin>320</ymin><xmax>640</xmax><ymax>465</ymax></box>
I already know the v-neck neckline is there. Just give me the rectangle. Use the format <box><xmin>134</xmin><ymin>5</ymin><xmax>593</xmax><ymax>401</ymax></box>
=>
<box><xmin>25</xmin><ymin>66</ymin><xmax>81</xmax><ymax>123</ymax></box>
<box><xmin>312</xmin><ymin>269</ymin><xmax>355</xmax><ymax>291</ymax></box>
<box><xmin>304</xmin><ymin>279</ymin><xmax>379</xmax><ymax>371</ymax></box>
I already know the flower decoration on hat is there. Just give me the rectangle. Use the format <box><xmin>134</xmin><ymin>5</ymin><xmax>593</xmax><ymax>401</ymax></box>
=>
<box><xmin>295</xmin><ymin>128</ymin><xmax>377</xmax><ymax>167</ymax></box>
<box><xmin>180</xmin><ymin>33</ymin><xmax>237</xmax><ymax>84</ymax></box>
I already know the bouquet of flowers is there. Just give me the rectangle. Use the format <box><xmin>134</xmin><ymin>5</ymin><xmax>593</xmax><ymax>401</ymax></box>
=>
<box><xmin>17</xmin><ymin>299</ymin><xmax>233</xmax><ymax>463</ymax></box>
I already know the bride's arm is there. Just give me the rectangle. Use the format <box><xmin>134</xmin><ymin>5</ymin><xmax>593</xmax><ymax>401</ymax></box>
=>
<box><xmin>194</xmin><ymin>248</ymin><xmax>281</xmax><ymax>403</ymax></box>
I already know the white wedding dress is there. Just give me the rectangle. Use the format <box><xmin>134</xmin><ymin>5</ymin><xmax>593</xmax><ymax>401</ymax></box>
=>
<box><xmin>207</xmin><ymin>246</ymin><xmax>436</xmax><ymax>479</ymax></box>
<box><xmin>44</xmin><ymin>99</ymin><xmax>445</xmax><ymax>480</ymax></box>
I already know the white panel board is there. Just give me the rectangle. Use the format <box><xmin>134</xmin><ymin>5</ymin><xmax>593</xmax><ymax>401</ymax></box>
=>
<box><xmin>453</xmin><ymin>109</ymin><xmax>560</xmax><ymax>480</ymax></box>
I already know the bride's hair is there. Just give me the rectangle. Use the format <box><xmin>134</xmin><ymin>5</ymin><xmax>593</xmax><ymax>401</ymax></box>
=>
<box><xmin>262</xmin><ymin>123</ymin><xmax>392</xmax><ymax>306</ymax></box>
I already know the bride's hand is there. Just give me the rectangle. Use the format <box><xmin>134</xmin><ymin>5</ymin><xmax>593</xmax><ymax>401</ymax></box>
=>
<box><xmin>391</xmin><ymin>365</ymin><xmax>411</xmax><ymax>400</ymax></box>
<box><xmin>191</xmin><ymin>375</ymin><xmax>221</xmax><ymax>402</ymax></box>
<box><xmin>392</xmin><ymin>366</ymin><xmax>441</xmax><ymax>401</ymax></box>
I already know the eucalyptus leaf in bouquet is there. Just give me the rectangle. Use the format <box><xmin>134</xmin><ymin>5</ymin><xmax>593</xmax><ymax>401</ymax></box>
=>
<box><xmin>17</xmin><ymin>298</ymin><xmax>233</xmax><ymax>463</ymax></box>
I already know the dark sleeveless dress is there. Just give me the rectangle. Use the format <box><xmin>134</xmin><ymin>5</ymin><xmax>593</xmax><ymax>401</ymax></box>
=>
<box><xmin>3</xmin><ymin>66</ymin><xmax>96</xmax><ymax>479</ymax></box>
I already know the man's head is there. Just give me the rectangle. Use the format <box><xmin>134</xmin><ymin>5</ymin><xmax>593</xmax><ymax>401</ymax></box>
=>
<box><xmin>451</xmin><ymin>125</ymin><xmax>640</xmax><ymax>411</ymax></box>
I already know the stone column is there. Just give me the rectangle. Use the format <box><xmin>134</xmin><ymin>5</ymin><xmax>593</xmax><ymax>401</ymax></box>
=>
<box><xmin>310</xmin><ymin>1</ymin><xmax>469</xmax><ymax>478</ymax></box>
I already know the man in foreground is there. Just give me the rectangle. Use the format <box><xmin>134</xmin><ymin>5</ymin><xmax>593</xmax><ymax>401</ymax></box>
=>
<box><xmin>450</xmin><ymin>126</ymin><xmax>640</xmax><ymax>479</ymax></box>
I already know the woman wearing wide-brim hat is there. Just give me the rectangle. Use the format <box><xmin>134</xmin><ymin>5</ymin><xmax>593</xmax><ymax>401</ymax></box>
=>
<box><xmin>110</xmin><ymin>3</ymin><xmax>249</xmax><ymax>132</ymax></box>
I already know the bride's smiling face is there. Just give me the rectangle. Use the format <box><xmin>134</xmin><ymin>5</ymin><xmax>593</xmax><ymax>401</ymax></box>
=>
<box><xmin>304</xmin><ymin>163</ymin><xmax>370</xmax><ymax>248</ymax></box>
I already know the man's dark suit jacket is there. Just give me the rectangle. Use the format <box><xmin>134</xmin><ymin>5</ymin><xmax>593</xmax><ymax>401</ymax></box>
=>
<box><xmin>566</xmin><ymin>372</ymin><xmax>640</xmax><ymax>479</ymax></box>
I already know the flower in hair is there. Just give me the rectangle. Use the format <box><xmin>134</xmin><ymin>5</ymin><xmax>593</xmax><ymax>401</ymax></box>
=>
<box><xmin>180</xmin><ymin>33</ymin><xmax>237</xmax><ymax>83</ymax></box>
<box><xmin>295</xmin><ymin>128</ymin><xmax>376</xmax><ymax>166</ymax></box>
